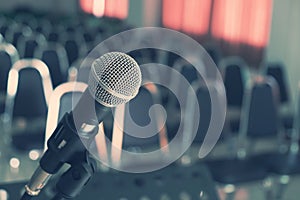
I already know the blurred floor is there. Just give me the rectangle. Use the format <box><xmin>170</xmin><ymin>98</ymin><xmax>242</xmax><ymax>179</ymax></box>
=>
<box><xmin>1</xmin><ymin>131</ymin><xmax>300</xmax><ymax>200</ymax></box>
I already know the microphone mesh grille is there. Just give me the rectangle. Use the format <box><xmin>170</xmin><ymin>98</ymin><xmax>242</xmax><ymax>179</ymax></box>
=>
<box><xmin>88</xmin><ymin>52</ymin><xmax>142</xmax><ymax>107</ymax></box>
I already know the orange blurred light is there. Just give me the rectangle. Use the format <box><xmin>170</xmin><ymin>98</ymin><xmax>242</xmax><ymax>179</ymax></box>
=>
<box><xmin>242</xmin><ymin>0</ymin><xmax>273</xmax><ymax>47</ymax></box>
<box><xmin>80</xmin><ymin>0</ymin><xmax>94</xmax><ymax>14</ymax></box>
<box><xmin>212</xmin><ymin>0</ymin><xmax>273</xmax><ymax>47</ymax></box>
<box><xmin>162</xmin><ymin>0</ymin><xmax>183</xmax><ymax>30</ymax></box>
<box><xmin>93</xmin><ymin>0</ymin><xmax>105</xmax><ymax>17</ymax></box>
<box><xmin>115</xmin><ymin>0</ymin><xmax>129</xmax><ymax>19</ymax></box>
<box><xmin>81</xmin><ymin>0</ymin><xmax>128</xmax><ymax>19</ymax></box>
<box><xmin>182</xmin><ymin>0</ymin><xmax>212</xmax><ymax>35</ymax></box>
<box><xmin>104</xmin><ymin>0</ymin><xmax>128</xmax><ymax>19</ymax></box>
<box><xmin>104</xmin><ymin>0</ymin><xmax>115</xmax><ymax>17</ymax></box>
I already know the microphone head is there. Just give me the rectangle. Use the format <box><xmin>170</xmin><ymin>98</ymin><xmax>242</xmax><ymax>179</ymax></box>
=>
<box><xmin>88</xmin><ymin>52</ymin><xmax>142</xmax><ymax>107</ymax></box>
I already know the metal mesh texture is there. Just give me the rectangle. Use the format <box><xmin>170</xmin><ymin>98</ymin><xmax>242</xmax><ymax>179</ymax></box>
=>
<box><xmin>88</xmin><ymin>52</ymin><xmax>142</xmax><ymax>107</ymax></box>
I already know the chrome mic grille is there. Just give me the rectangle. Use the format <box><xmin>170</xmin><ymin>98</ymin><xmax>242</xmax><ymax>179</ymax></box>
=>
<box><xmin>88</xmin><ymin>52</ymin><xmax>142</xmax><ymax>107</ymax></box>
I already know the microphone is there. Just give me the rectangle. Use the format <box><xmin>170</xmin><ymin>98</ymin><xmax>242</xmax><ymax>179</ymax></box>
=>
<box><xmin>22</xmin><ymin>52</ymin><xmax>142</xmax><ymax>199</ymax></box>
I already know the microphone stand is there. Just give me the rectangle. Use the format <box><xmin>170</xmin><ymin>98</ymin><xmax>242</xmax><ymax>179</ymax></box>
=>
<box><xmin>20</xmin><ymin>112</ymin><xmax>99</xmax><ymax>200</ymax></box>
<box><xmin>50</xmin><ymin>151</ymin><xmax>96</xmax><ymax>200</ymax></box>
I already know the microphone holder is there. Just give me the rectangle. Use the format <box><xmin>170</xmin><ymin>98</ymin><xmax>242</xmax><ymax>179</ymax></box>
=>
<box><xmin>23</xmin><ymin>112</ymin><xmax>99</xmax><ymax>200</ymax></box>
<box><xmin>51</xmin><ymin>151</ymin><xmax>96</xmax><ymax>200</ymax></box>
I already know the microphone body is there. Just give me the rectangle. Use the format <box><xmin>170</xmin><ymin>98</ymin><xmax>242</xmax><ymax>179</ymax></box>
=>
<box><xmin>22</xmin><ymin>52</ymin><xmax>142</xmax><ymax>198</ymax></box>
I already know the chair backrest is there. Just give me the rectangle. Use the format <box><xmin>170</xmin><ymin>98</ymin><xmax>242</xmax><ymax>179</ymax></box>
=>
<box><xmin>0</xmin><ymin>43</ymin><xmax>19</xmax><ymax>113</ymax></box>
<box><xmin>44</xmin><ymin>82</ymin><xmax>87</xmax><ymax>149</ymax></box>
<box><xmin>184</xmin><ymin>80</ymin><xmax>225</xmax><ymax>158</ymax></box>
<box><xmin>44</xmin><ymin>82</ymin><xmax>109</xmax><ymax>162</ymax></box>
<box><xmin>219</xmin><ymin>56</ymin><xmax>249</xmax><ymax>108</ymax></box>
<box><xmin>4</xmin><ymin>59</ymin><xmax>53</xmax><ymax>126</ymax></box>
<box><xmin>168</xmin><ymin>57</ymin><xmax>206</xmax><ymax>109</ymax></box>
<box><xmin>5</xmin><ymin>25</ymin><xmax>31</xmax><ymax>49</ymax></box>
<box><xmin>18</xmin><ymin>33</ymin><xmax>47</xmax><ymax>58</ymax></box>
<box><xmin>188</xmin><ymin>82</ymin><xmax>212</xmax><ymax>144</ymax></box>
<box><xmin>172</xmin><ymin>57</ymin><xmax>206</xmax><ymax>82</ymax></box>
<box><xmin>35</xmin><ymin>42</ymin><xmax>69</xmax><ymax>87</ymax></box>
<box><xmin>111</xmin><ymin>84</ymin><xmax>169</xmax><ymax>166</ymax></box>
<box><xmin>61</xmin><ymin>33</ymin><xmax>87</xmax><ymax>65</ymax></box>
<box><xmin>0</xmin><ymin>23</ymin><xmax>9</xmax><ymax>37</ymax></box>
<box><xmin>239</xmin><ymin>76</ymin><xmax>280</xmax><ymax>139</ymax></box>
<box><xmin>265</xmin><ymin>62</ymin><xmax>290</xmax><ymax>104</ymax></box>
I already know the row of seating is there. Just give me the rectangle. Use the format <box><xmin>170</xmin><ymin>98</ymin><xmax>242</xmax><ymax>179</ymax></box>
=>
<box><xmin>1</xmin><ymin>11</ymin><xmax>299</xmax><ymax>200</ymax></box>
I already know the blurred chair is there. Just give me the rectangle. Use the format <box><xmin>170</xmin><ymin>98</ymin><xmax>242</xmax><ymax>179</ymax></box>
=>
<box><xmin>206</xmin><ymin>76</ymin><xmax>281</xmax><ymax>200</ymax></box>
<box><xmin>47</xmin><ymin>30</ymin><xmax>60</xmax><ymax>42</ymax></box>
<box><xmin>60</xmin><ymin>33</ymin><xmax>87</xmax><ymax>66</ymax></box>
<box><xmin>265</xmin><ymin>62</ymin><xmax>294</xmax><ymax>132</ymax></box>
<box><xmin>0</xmin><ymin>22</ymin><xmax>9</xmax><ymax>37</ymax></box>
<box><xmin>238</xmin><ymin>75</ymin><xmax>281</xmax><ymax>153</ymax></box>
<box><xmin>111</xmin><ymin>83</ymin><xmax>169</xmax><ymax>169</ymax></box>
<box><xmin>4</xmin><ymin>59</ymin><xmax>53</xmax><ymax>150</ymax></box>
<box><xmin>35</xmin><ymin>42</ymin><xmax>69</xmax><ymax>87</ymax></box>
<box><xmin>168</xmin><ymin>57</ymin><xmax>206</xmax><ymax>108</ymax></box>
<box><xmin>18</xmin><ymin>33</ymin><xmax>47</xmax><ymax>58</ymax></box>
<box><xmin>44</xmin><ymin>81</ymin><xmax>109</xmax><ymax>164</ymax></box>
<box><xmin>220</xmin><ymin>57</ymin><xmax>248</xmax><ymax>108</ymax></box>
<box><xmin>44</xmin><ymin>82</ymin><xmax>87</xmax><ymax>149</ymax></box>
<box><xmin>261</xmin><ymin>81</ymin><xmax>300</xmax><ymax>200</ymax></box>
<box><xmin>14</xmin><ymin>13</ymin><xmax>37</xmax><ymax>30</ymax></box>
<box><xmin>5</xmin><ymin>24</ymin><xmax>32</xmax><ymax>50</ymax></box>
<box><xmin>35</xmin><ymin>18</ymin><xmax>51</xmax><ymax>36</ymax></box>
<box><xmin>219</xmin><ymin>57</ymin><xmax>250</xmax><ymax>134</ymax></box>
<box><xmin>184</xmin><ymin>81</ymin><xmax>214</xmax><ymax>145</ymax></box>
<box><xmin>0</xmin><ymin>43</ymin><xmax>19</xmax><ymax>115</ymax></box>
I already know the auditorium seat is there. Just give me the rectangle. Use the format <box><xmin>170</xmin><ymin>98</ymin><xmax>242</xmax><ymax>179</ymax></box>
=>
<box><xmin>60</xmin><ymin>32</ymin><xmax>87</xmax><ymax>66</ymax></box>
<box><xmin>35</xmin><ymin>42</ymin><xmax>69</xmax><ymax>87</ymax></box>
<box><xmin>35</xmin><ymin>18</ymin><xmax>51</xmax><ymax>36</ymax></box>
<box><xmin>168</xmin><ymin>57</ymin><xmax>205</xmax><ymax>109</ymax></box>
<box><xmin>44</xmin><ymin>82</ymin><xmax>87</xmax><ymax>150</ymax></box>
<box><xmin>4</xmin><ymin>59</ymin><xmax>53</xmax><ymax>150</ymax></box>
<box><xmin>111</xmin><ymin>84</ymin><xmax>169</xmax><ymax>169</ymax></box>
<box><xmin>0</xmin><ymin>21</ymin><xmax>10</xmax><ymax>38</ymax></box>
<box><xmin>18</xmin><ymin>32</ymin><xmax>47</xmax><ymax>58</ymax></box>
<box><xmin>260</xmin><ymin>81</ymin><xmax>300</xmax><ymax>200</ymax></box>
<box><xmin>0</xmin><ymin>43</ymin><xmax>19</xmax><ymax>115</ymax></box>
<box><xmin>47</xmin><ymin>29</ymin><xmax>60</xmax><ymax>42</ymax></box>
<box><xmin>206</xmin><ymin>75</ymin><xmax>281</xmax><ymax>200</ymax></box>
<box><xmin>5</xmin><ymin>24</ymin><xmax>31</xmax><ymax>50</ymax></box>
<box><xmin>219</xmin><ymin>57</ymin><xmax>250</xmax><ymax>134</ymax></box>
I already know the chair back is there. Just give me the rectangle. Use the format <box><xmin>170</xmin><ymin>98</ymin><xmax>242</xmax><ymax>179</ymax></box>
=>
<box><xmin>219</xmin><ymin>56</ymin><xmax>249</xmax><ymax>108</ymax></box>
<box><xmin>44</xmin><ymin>82</ymin><xmax>87</xmax><ymax>149</ymax></box>
<box><xmin>240</xmin><ymin>76</ymin><xmax>280</xmax><ymax>139</ymax></box>
<box><xmin>4</xmin><ymin>59</ymin><xmax>53</xmax><ymax>126</ymax></box>
<box><xmin>35</xmin><ymin>42</ymin><xmax>69</xmax><ymax>87</ymax></box>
